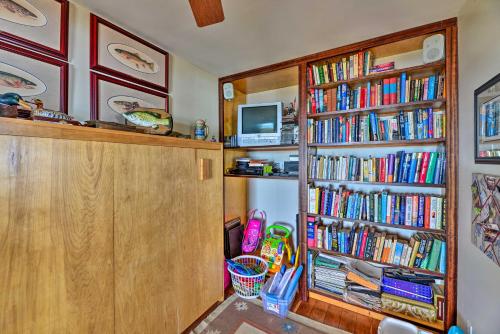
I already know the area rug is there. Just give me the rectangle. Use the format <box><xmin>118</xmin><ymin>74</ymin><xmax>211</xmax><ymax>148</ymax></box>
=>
<box><xmin>190</xmin><ymin>294</ymin><xmax>349</xmax><ymax>334</ymax></box>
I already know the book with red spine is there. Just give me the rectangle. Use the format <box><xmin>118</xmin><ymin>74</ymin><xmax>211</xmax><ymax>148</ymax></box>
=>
<box><xmin>360</xmin><ymin>87</ymin><xmax>366</xmax><ymax>108</ymax></box>
<box><xmin>359</xmin><ymin>227</ymin><xmax>369</xmax><ymax>258</ymax></box>
<box><xmin>380</xmin><ymin>158</ymin><xmax>386</xmax><ymax>183</ymax></box>
<box><xmin>383</xmin><ymin>79</ymin><xmax>391</xmax><ymax>105</ymax></box>
<box><xmin>424</xmin><ymin>196</ymin><xmax>431</xmax><ymax>229</ymax></box>
<box><xmin>390</xmin><ymin>77</ymin><xmax>398</xmax><ymax>104</ymax></box>
<box><xmin>419</xmin><ymin>152</ymin><xmax>431</xmax><ymax>183</ymax></box>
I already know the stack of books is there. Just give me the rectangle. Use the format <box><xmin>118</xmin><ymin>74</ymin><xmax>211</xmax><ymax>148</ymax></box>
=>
<box><xmin>307</xmin><ymin>108</ymin><xmax>446</xmax><ymax>144</ymax></box>
<box><xmin>307</xmin><ymin>72</ymin><xmax>445</xmax><ymax>114</ymax></box>
<box><xmin>344</xmin><ymin>260</ymin><xmax>382</xmax><ymax>311</ymax></box>
<box><xmin>308</xmin><ymin>51</ymin><xmax>373</xmax><ymax>86</ymax></box>
<box><xmin>381</xmin><ymin>268</ymin><xmax>443</xmax><ymax>323</ymax></box>
<box><xmin>308</xmin><ymin>151</ymin><xmax>446</xmax><ymax>185</ymax></box>
<box><xmin>312</xmin><ymin>253</ymin><xmax>348</xmax><ymax>296</ymax></box>
<box><xmin>307</xmin><ymin>218</ymin><xmax>447</xmax><ymax>274</ymax></box>
<box><xmin>308</xmin><ymin>185</ymin><xmax>447</xmax><ymax>230</ymax></box>
<box><xmin>370</xmin><ymin>62</ymin><xmax>395</xmax><ymax>73</ymax></box>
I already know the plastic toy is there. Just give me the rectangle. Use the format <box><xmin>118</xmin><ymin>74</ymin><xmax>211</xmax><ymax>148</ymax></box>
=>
<box><xmin>260</xmin><ymin>225</ymin><xmax>292</xmax><ymax>273</ymax></box>
<box><xmin>242</xmin><ymin>209</ymin><xmax>266</xmax><ymax>253</ymax></box>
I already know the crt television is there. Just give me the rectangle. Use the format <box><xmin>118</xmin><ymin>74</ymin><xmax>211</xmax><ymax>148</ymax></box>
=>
<box><xmin>237</xmin><ymin>102</ymin><xmax>282</xmax><ymax>147</ymax></box>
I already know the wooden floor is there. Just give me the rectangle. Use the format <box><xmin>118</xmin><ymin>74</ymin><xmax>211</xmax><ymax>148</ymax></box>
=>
<box><xmin>293</xmin><ymin>298</ymin><xmax>380</xmax><ymax>334</ymax></box>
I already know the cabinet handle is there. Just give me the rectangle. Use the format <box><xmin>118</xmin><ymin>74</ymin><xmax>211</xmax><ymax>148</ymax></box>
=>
<box><xmin>198</xmin><ymin>158</ymin><xmax>212</xmax><ymax>180</ymax></box>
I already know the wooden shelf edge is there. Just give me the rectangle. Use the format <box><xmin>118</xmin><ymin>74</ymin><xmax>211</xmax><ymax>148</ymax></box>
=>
<box><xmin>307</xmin><ymin>99</ymin><xmax>446</xmax><ymax>119</ymax></box>
<box><xmin>224</xmin><ymin>174</ymin><xmax>298</xmax><ymax>180</ymax></box>
<box><xmin>307</xmin><ymin>213</ymin><xmax>446</xmax><ymax>235</ymax></box>
<box><xmin>308</xmin><ymin>138</ymin><xmax>446</xmax><ymax>148</ymax></box>
<box><xmin>308</xmin><ymin>179</ymin><xmax>446</xmax><ymax>189</ymax></box>
<box><xmin>307</xmin><ymin>60</ymin><xmax>445</xmax><ymax>90</ymax></box>
<box><xmin>309</xmin><ymin>289</ymin><xmax>445</xmax><ymax>332</ymax></box>
<box><xmin>224</xmin><ymin>145</ymin><xmax>299</xmax><ymax>151</ymax></box>
<box><xmin>308</xmin><ymin>247</ymin><xmax>445</xmax><ymax>277</ymax></box>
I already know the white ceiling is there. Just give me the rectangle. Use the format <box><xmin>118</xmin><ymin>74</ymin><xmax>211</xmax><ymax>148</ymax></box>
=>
<box><xmin>75</xmin><ymin>0</ymin><xmax>465</xmax><ymax>77</ymax></box>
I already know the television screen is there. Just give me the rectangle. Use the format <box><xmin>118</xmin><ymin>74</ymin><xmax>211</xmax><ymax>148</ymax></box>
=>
<box><xmin>241</xmin><ymin>105</ymin><xmax>278</xmax><ymax>134</ymax></box>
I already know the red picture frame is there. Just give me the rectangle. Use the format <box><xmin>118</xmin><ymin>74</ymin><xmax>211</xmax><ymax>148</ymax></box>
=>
<box><xmin>90</xmin><ymin>14</ymin><xmax>169</xmax><ymax>93</ymax></box>
<box><xmin>0</xmin><ymin>41</ymin><xmax>68</xmax><ymax>114</ymax></box>
<box><xmin>0</xmin><ymin>0</ymin><xmax>69</xmax><ymax>60</ymax></box>
<box><xmin>90</xmin><ymin>72</ymin><xmax>169</xmax><ymax>121</ymax></box>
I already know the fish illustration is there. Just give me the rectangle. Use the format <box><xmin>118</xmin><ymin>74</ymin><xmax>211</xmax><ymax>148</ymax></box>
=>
<box><xmin>0</xmin><ymin>0</ymin><xmax>37</xmax><ymax>19</ymax></box>
<box><xmin>114</xmin><ymin>48</ymin><xmax>155</xmax><ymax>72</ymax></box>
<box><xmin>0</xmin><ymin>70</ymin><xmax>36</xmax><ymax>89</ymax></box>
<box><xmin>113</xmin><ymin>100</ymin><xmax>140</xmax><ymax>111</ymax></box>
<box><xmin>123</xmin><ymin>110</ymin><xmax>172</xmax><ymax>129</ymax></box>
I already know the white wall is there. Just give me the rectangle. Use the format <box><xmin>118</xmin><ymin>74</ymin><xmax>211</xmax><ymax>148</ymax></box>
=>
<box><xmin>457</xmin><ymin>1</ymin><xmax>500</xmax><ymax>333</ymax></box>
<box><xmin>67</xmin><ymin>2</ymin><xmax>218</xmax><ymax>138</ymax></box>
<box><xmin>245</xmin><ymin>86</ymin><xmax>300</xmax><ymax>247</ymax></box>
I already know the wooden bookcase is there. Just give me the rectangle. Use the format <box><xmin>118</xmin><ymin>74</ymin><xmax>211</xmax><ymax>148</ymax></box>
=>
<box><xmin>219</xmin><ymin>18</ymin><xmax>457</xmax><ymax>333</ymax></box>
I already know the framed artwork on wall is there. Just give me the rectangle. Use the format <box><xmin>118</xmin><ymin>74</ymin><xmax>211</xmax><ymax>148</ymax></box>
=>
<box><xmin>475</xmin><ymin>73</ymin><xmax>500</xmax><ymax>164</ymax></box>
<box><xmin>0</xmin><ymin>41</ymin><xmax>68</xmax><ymax>113</ymax></box>
<box><xmin>0</xmin><ymin>0</ymin><xmax>69</xmax><ymax>59</ymax></box>
<box><xmin>90</xmin><ymin>72</ymin><xmax>168</xmax><ymax>124</ymax></box>
<box><xmin>90</xmin><ymin>14</ymin><xmax>169</xmax><ymax>93</ymax></box>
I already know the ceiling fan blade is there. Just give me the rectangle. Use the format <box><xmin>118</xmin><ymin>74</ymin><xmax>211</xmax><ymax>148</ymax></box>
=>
<box><xmin>189</xmin><ymin>0</ymin><xmax>224</xmax><ymax>27</ymax></box>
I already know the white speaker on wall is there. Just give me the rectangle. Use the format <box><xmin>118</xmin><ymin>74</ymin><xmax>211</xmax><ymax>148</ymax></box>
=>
<box><xmin>223</xmin><ymin>82</ymin><xmax>234</xmax><ymax>100</ymax></box>
<box><xmin>423</xmin><ymin>34</ymin><xmax>445</xmax><ymax>64</ymax></box>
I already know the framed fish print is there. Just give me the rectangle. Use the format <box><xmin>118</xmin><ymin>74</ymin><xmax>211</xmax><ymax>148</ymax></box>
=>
<box><xmin>90</xmin><ymin>14</ymin><xmax>169</xmax><ymax>93</ymax></box>
<box><xmin>0</xmin><ymin>0</ymin><xmax>69</xmax><ymax>59</ymax></box>
<box><xmin>0</xmin><ymin>41</ymin><xmax>68</xmax><ymax>113</ymax></box>
<box><xmin>90</xmin><ymin>72</ymin><xmax>168</xmax><ymax>124</ymax></box>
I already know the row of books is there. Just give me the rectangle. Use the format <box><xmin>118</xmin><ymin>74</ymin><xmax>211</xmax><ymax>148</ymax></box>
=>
<box><xmin>307</xmin><ymin>72</ymin><xmax>445</xmax><ymax>113</ymax></box>
<box><xmin>307</xmin><ymin>219</ymin><xmax>446</xmax><ymax>273</ymax></box>
<box><xmin>308</xmin><ymin>51</ymin><xmax>373</xmax><ymax>86</ymax></box>
<box><xmin>478</xmin><ymin>96</ymin><xmax>499</xmax><ymax>138</ymax></box>
<box><xmin>307</xmin><ymin>109</ymin><xmax>446</xmax><ymax>144</ymax></box>
<box><xmin>308</xmin><ymin>185</ymin><xmax>447</xmax><ymax>230</ymax></box>
<box><xmin>307</xmin><ymin>151</ymin><xmax>447</xmax><ymax>185</ymax></box>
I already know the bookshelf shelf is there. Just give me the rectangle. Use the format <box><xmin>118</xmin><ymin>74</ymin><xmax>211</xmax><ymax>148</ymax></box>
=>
<box><xmin>224</xmin><ymin>145</ymin><xmax>299</xmax><ymax>151</ymax></box>
<box><xmin>307</xmin><ymin>213</ymin><xmax>446</xmax><ymax>235</ymax></box>
<box><xmin>308</xmin><ymin>138</ymin><xmax>446</xmax><ymax>148</ymax></box>
<box><xmin>480</xmin><ymin>134</ymin><xmax>500</xmax><ymax>144</ymax></box>
<box><xmin>308</xmin><ymin>247</ymin><xmax>445</xmax><ymax>278</ymax></box>
<box><xmin>308</xmin><ymin>60</ymin><xmax>445</xmax><ymax>90</ymax></box>
<box><xmin>307</xmin><ymin>99</ymin><xmax>446</xmax><ymax>119</ymax></box>
<box><xmin>224</xmin><ymin>173</ymin><xmax>298</xmax><ymax>180</ymax></box>
<box><xmin>308</xmin><ymin>288</ymin><xmax>445</xmax><ymax>331</ymax></box>
<box><xmin>308</xmin><ymin>178</ymin><xmax>446</xmax><ymax>189</ymax></box>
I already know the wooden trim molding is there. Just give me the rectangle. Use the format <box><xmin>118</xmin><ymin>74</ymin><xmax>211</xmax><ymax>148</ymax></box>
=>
<box><xmin>0</xmin><ymin>118</ymin><xmax>221</xmax><ymax>150</ymax></box>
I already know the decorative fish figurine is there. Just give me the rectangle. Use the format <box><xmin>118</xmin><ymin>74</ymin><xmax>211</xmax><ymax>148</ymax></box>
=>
<box><xmin>0</xmin><ymin>70</ymin><xmax>37</xmax><ymax>89</ymax></box>
<box><xmin>0</xmin><ymin>0</ymin><xmax>37</xmax><ymax>19</ymax></box>
<box><xmin>123</xmin><ymin>110</ymin><xmax>172</xmax><ymax>130</ymax></box>
<box><xmin>115</xmin><ymin>49</ymin><xmax>155</xmax><ymax>72</ymax></box>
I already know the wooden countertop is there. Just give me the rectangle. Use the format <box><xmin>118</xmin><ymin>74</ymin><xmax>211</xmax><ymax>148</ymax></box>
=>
<box><xmin>0</xmin><ymin>118</ymin><xmax>222</xmax><ymax>150</ymax></box>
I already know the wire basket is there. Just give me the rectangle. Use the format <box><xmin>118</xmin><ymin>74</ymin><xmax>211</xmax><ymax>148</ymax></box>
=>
<box><xmin>227</xmin><ymin>255</ymin><xmax>268</xmax><ymax>299</ymax></box>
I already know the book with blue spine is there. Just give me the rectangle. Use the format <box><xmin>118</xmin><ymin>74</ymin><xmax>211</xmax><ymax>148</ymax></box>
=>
<box><xmin>381</xmin><ymin>192</ymin><xmax>388</xmax><ymax>224</ymax></box>
<box><xmin>319</xmin><ymin>89</ymin><xmax>324</xmax><ymax>113</ymax></box>
<box><xmin>400</xmin><ymin>72</ymin><xmax>407</xmax><ymax>103</ymax></box>
<box><xmin>408</xmin><ymin>153</ymin><xmax>418</xmax><ymax>183</ymax></box>
<box><xmin>428</xmin><ymin>75</ymin><xmax>436</xmax><ymax>100</ymax></box>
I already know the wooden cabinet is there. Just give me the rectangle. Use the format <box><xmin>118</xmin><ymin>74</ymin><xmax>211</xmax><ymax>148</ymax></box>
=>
<box><xmin>0</xmin><ymin>119</ymin><xmax>223</xmax><ymax>334</ymax></box>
